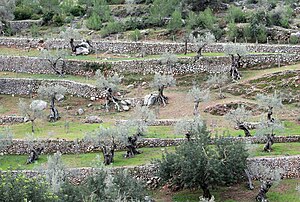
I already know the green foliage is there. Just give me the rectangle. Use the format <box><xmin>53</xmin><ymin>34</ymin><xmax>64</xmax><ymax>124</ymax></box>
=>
<box><xmin>290</xmin><ymin>35</ymin><xmax>299</xmax><ymax>44</ymax></box>
<box><xmin>0</xmin><ymin>172</ymin><xmax>57</xmax><ymax>202</ymax></box>
<box><xmin>167</xmin><ymin>10</ymin><xmax>183</xmax><ymax>32</ymax></box>
<box><xmin>70</xmin><ymin>5</ymin><xmax>85</xmax><ymax>17</ymax></box>
<box><xmin>85</xmin><ymin>62</ymin><xmax>112</xmax><ymax>73</ymax></box>
<box><xmin>158</xmin><ymin>120</ymin><xmax>248</xmax><ymax>196</ymax></box>
<box><xmin>30</xmin><ymin>24</ymin><xmax>39</xmax><ymax>38</ymax></box>
<box><xmin>101</xmin><ymin>21</ymin><xmax>124</xmax><ymax>37</ymax></box>
<box><xmin>149</xmin><ymin>0</ymin><xmax>180</xmax><ymax>26</ymax></box>
<box><xmin>129</xmin><ymin>29</ymin><xmax>142</xmax><ymax>41</ymax></box>
<box><xmin>257</xmin><ymin>24</ymin><xmax>267</xmax><ymax>43</ymax></box>
<box><xmin>52</xmin><ymin>14</ymin><xmax>65</xmax><ymax>26</ymax></box>
<box><xmin>86</xmin><ymin>12</ymin><xmax>102</xmax><ymax>30</ymax></box>
<box><xmin>197</xmin><ymin>8</ymin><xmax>216</xmax><ymax>30</ymax></box>
<box><xmin>90</xmin><ymin>0</ymin><xmax>111</xmax><ymax>22</ymax></box>
<box><xmin>13</xmin><ymin>6</ymin><xmax>33</xmax><ymax>20</ymax></box>
<box><xmin>227</xmin><ymin>22</ymin><xmax>238</xmax><ymax>42</ymax></box>
<box><xmin>226</xmin><ymin>5</ymin><xmax>246</xmax><ymax>23</ymax></box>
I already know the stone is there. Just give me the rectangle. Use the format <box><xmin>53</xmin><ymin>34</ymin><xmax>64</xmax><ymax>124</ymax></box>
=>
<box><xmin>66</xmin><ymin>106</ymin><xmax>72</xmax><ymax>110</ymax></box>
<box><xmin>30</xmin><ymin>100</ymin><xmax>47</xmax><ymax>111</ymax></box>
<box><xmin>87</xmin><ymin>103</ymin><xmax>93</xmax><ymax>108</ymax></box>
<box><xmin>144</xmin><ymin>94</ymin><xmax>157</xmax><ymax>106</ymax></box>
<box><xmin>124</xmin><ymin>99</ymin><xmax>132</xmax><ymax>105</ymax></box>
<box><xmin>77</xmin><ymin>108</ymin><xmax>84</xmax><ymax>115</ymax></box>
<box><xmin>121</xmin><ymin>100</ymin><xmax>128</xmax><ymax>105</ymax></box>
<box><xmin>127</xmin><ymin>84</ymin><xmax>134</xmax><ymax>89</ymax></box>
<box><xmin>122</xmin><ymin>105</ymin><xmax>130</xmax><ymax>111</ymax></box>
<box><xmin>90</xmin><ymin>96</ymin><xmax>96</xmax><ymax>101</ymax></box>
<box><xmin>84</xmin><ymin>116</ymin><xmax>103</xmax><ymax>124</ymax></box>
<box><xmin>55</xmin><ymin>94</ymin><xmax>64</xmax><ymax>101</ymax></box>
<box><xmin>141</xmin><ymin>82</ymin><xmax>147</xmax><ymax>86</ymax></box>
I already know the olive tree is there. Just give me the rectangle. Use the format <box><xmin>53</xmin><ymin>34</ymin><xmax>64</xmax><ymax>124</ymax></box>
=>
<box><xmin>40</xmin><ymin>49</ymin><xmax>67</xmax><ymax>76</ymax></box>
<box><xmin>206</xmin><ymin>73</ymin><xmax>230</xmax><ymax>99</ymax></box>
<box><xmin>174</xmin><ymin>116</ymin><xmax>203</xmax><ymax>141</ymax></box>
<box><xmin>38</xmin><ymin>85</ymin><xmax>66</xmax><ymax>122</ymax></box>
<box><xmin>190</xmin><ymin>31</ymin><xmax>215</xmax><ymax>61</ymax></box>
<box><xmin>158</xmin><ymin>118</ymin><xmax>248</xmax><ymax>200</ymax></box>
<box><xmin>18</xmin><ymin>99</ymin><xmax>46</xmax><ymax>133</ymax></box>
<box><xmin>150</xmin><ymin>73</ymin><xmax>176</xmax><ymax>106</ymax></box>
<box><xmin>256</xmin><ymin>92</ymin><xmax>283</xmax><ymax>122</ymax></box>
<box><xmin>0</xmin><ymin>0</ymin><xmax>15</xmax><ymax>22</ymax></box>
<box><xmin>225</xmin><ymin>105</ymin><xmax>252</xmax><ymax>137</ymax></box>
<box><xmin>95</xmin><ymin>70</ymin><xmax>122</xmax><ymax>112</ymax></box>
<box><xmin>187</xmin><ymin>85</ymin><xmax>210</xmax><ymax>116</ymax></box>
<box><xmin>160</xmin><ymin>53</ymin><xmax>178</xmax><ymax>73</ymax></box>
<box><xmin>224</xmin><ymin>43</ymin><xmax>247</xmax><ymax>81</ymax></box>
<box><xmin>120</xmin><ymin>105</ymin><xmax>156</xmax><ymax>158</ymax></box>
<box><xmin>0</xmin><ymin>127</ymin><xmax>13</xmax><ymax>154</ymax></box>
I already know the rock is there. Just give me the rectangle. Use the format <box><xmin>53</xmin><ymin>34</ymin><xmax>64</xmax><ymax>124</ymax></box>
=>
<box><xmin>87</xmin><ymin>103</ymin><xmax>93</xmax><ymax>108</ymax></box>
<box><xmin>30</xmin><ymin>100</ymin><xmax>47</xmax><ymax>111</ymax></box>
<box><xmin>142</xmin><ymin>82</ymin><xmax>147</xmax><ymax>86</ymax></box>
<box><xmin>121</xmin><ymin>100</ymin><xmax>128</xmax><ymax>105</ymax></box>
<box><xmin>84</xmin><ymin>116</ymin><xmax>102</xmax><ymax>124</ymax></box>
<box><xmin>66</xmin><ymin>106</ymin><xmax>72</xmax><ymax>110</ymax></box>
<box><xmin>122</xmin><ymin>105</ymin><xmax>130</xmax><ymax>111</ymax></box>
<box><xmin>55</xmin><ymin>94</ymin><xmax>64</xmax><ymax>101</ymax></box>
<box><xmin>90</xmin><ymin>96</ymin><xmax>96</xmax><ymax>101</ymax></box>
<box><xmin>144</xmin><ymin>94</ymin><xmax>157</xmax><ymax>106</ymax></box>
<box><xmin>77</xmin><ymin>108</ymin><xmax>84</xmax><ymax>115</ymax></box>
<box><xmin>127</xmin><ymin>84</ymin><xmax>134</xmax><ymax>89</ymax></box>
<box><xmin>125</xmin><ymin>99</ymin><xmax>132</xmax><ymax>105</ymax></box>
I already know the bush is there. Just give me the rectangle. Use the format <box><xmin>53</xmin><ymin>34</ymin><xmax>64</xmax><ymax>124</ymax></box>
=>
<box><xmin>197</xmin><ymin>8</ymin><xmax>216</xmax><ymax>30</ymax></box>
<box><xmin>14</xmin><ymin>6</ymin><xmax>33</xmax><ymax>20</ymax></box>
<box><xmin>31</xmin><ymin>14</ymin><xmax>41</xmax><ymax>20</ymax></box>
<box><xmin>53</xmin><ymin>14</ymin><xmax>65</xmax><ymax>26</ymax></box>
<box><xmin>130</xmin><ymin>29</ymin><xmax>142</xmax><ymax>41</ymax></box>
<box><xmin>101</xmin><ymin>21</ymin><xmax>123</xmax><ymax>37</ymax></box>
<box><xmin>86</xmin><ymin>12</ymin><xmax>102</xmax><ymax>30</ymax></box>
<box><xmin>70</xmin><ymin>5</ymin><xmax>85</xmax><ymax>17</ymax></box>
<box><xmin>290</xmin><ymin>35</ymin><xmax>299</xmax><ymax>44</ymax></box>
<box><xmin>227</xmin><ymin>22</ymin><xmax>238</xmax><ymax>42</ymax></box>
<box><xmin>167</xmin><ymin>10</ymin><xmax>182</xmax><ymax>32</ymax></box>
<box><xmin>226</xmin><ymin>5</ymin><xmax>247</xmax><ymax>23</ymax></box>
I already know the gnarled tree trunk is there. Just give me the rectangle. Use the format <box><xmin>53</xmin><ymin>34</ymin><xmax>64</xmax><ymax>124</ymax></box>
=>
<box><xmin>238</xmin><ymin>122</ymin><xmax>251</xmax><ymax>137</ymax></box>
<box><xmin>157</xmin><ymin>85</ymin><xmax>168</xmax><ymax>106</ymax></box>
<box><xmin>104</xmin><ymin>87</ymin><xmax>120</xmax><ymax>112</ymax></box>
<box><xmin>102</xmin><ymin>144</ymin><xmax>116</xmax><ymax>166</ymax></box>
<box><xmin>193</xmin><ymin>101</ymin><xmax>200</xmax><ymax>116</ymax></box>
<box><xmin>125</xmin><ymin>134</ymin><xmax>142</xmax><ymax>158</ymax></box>
<box><xmin>49</xmin><ymin>96</ymin><xmax>60</xmax><ymax>122</ymax></box>
<box><xmin>200</xmin><ymin>183</ymin><xmax>212</xmax><ymax>200</ymax></box>
<box><xmin>256</xmin><ymin>181</ymin><xmax>272</xmax><ymax>202</ymax></box>
<box><xmin>263</xmin><ymin>134</ymin><xmax>275</xmax><ymax>152</ymax></box>
<box><xmin>267</xmin><ymin>107</ymin><xmax>274</xmax><ymax>122</ymax></box>
<box><xmin>26</xmin><ymin>147</ymin><xmax>44</xmax><ymax>164</ymax></box>
<box><xmin>229</xmin><ymin>54</ymin><xmax>242</xmax><ymax>80</ymax></box>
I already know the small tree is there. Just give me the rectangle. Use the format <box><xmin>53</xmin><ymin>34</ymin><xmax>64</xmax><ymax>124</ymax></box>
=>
<box><xmin>158</xmin><ymin>118</ymin><xmax>248</xmax><ymax>200</ymax></box>
<box><xmin>206</xmin><ymin>73</ymin><xmax>230</xmax><ymax>99</ymax></box>
<box><xmin>18</xmin><ymin>99</ymin><xmax>46</xmax><ymax>133</ymax></box>
<box><xmin>187</xmin><ymin>85</ymin><xmax>210</xmax><ymax>116</ymax></box>
<box><xmin>121</xmin><ymin>105</ymin><xmax>156</xmax><ymax>158</ymax></box>
<box><xmin>40</xmin><ymin>49</ymin><xmax>67</xmax><ymax>76</ymax></box>
<box><xmin>167</xmin><ymin>10</ymin><xmax>183</xmax><ymax>32</ymax></box>
<box><xmin>95</xmin><ymin>70</ymin><xmax>122</xmax><ymax>112</ymax></box>
<box><xmin>256</xmin><ymin>92</ymin><xmax>283</xmax><ymax>122</ymax></box>
<box><xmin>225</xmin><ymin>105</ymin><xmax>252</xmax><ymax>137</ymax></box>
<box><xmin>174</xmin><ymin>116</ymin><xmax>203</xmax><ymax>141</ymax></box>
<box><xmin>85</xmin><ymin>126</ymin><xmax>122</xmax><ymax>165</ymax></box>
<box><xmin>160</xmin><ymin>53</ymin><xmax>178</xmax><ymax>73</ymax></box>
<box><xmin>190</xmin><ymin>31</ymin><xmax>215</xmax><ymax>61</ymax></box>
<box><xmin>224</xmin><ymin>43</ymin><xmax>247</xmax><ymax>81</ymax></box>
<box><xmin>0</xmin><ymin>0</ymin><xmax>15</xmax><ymax>23</ymax></box>
<box><xmin>150</xmin><ymin>73</ymin><xmax>176</xmax><ymax>106</ymax></box>
<box><xmin>38</xmin><ymin>85</ymin><xmax>66</xmax><ymax>122</ymax></box>
<box><xmin>248</xmin><ymin>163</ymin><xmax>283</xmax><ymax>202</ymax></box>
<box><xmin>0</xmin><ymin>127</ymin><xmax>13</xmax><ymax>154</ymax></box>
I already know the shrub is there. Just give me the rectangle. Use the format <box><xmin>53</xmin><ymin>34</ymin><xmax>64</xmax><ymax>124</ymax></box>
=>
<box><xmin>52</xmin><ymin>14</ymin><xmax>65</xmax><ymax>26</ymax></box>
<box><xmin>14</xmin><ymin>6</ymin><xmax>33</xmax><ymax>20</ymax></box>
<box><xmin>197</xmin><ymin>8</ymin><xmax>216</xmax><ymax>30</ymax></box>
<box><xmin>86</xmin><ymin>12</ymin><xmax>102</xmax><ymax>30</ymax></box>
<box><xmin>226</xmin><ymin>5</ymin><xmax>246</xmax><ymax>23</ymax></box>
<box><xmin>31</xmin><ymin>14</ymin><xmax>41</xmax><ymax>20</ymax></box>
<box><xmin>167</xmin><ymin>10</ymin><xmax>183</xmax><ymax>32</ymax></box>
<box><xmin>130</xmin><ymin>29</ymin><xmax>142</xmax><ymax>41</ymax></box>
<box><xmin>227</xmin><ymin>22</ymin><xmax>238</xmax><ymax>42</ymax></box>
<box><xmin>70</xmin><ymin>5</ymin><xmax>85</xmax><ymax>17</ymax></box>
<box><xmin>290</xmin><ymin>35</ymin><xmax>299</xmax><ymax>44</ymax></box>
<box><xmin>101</xmin><ymin>21</ymin><xmax>123</xmax><ymax>37</ymax></box>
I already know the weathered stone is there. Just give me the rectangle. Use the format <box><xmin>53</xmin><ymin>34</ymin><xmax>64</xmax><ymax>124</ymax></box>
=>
<box><xmin>77</xmin><ymin>108</ymin><xmax>84</xmax><ymax>115</ymax></box>
<box><xmin>87</xmin><ymin>103</ymin><xmax>93</xmax><ymax>108</ymax></box>
<box><xmin>127</xmin><ymin>84</ymin><xmax>134</xmax><ymax>89</ymax></box>
<box><xmin>84</xmin><ymin>116</ymin><xmax>102</xmax><ymax>124</ymax></box>
<box><xmin>55</xmin><ymin>94</ymin><xmax>64</xmax><ymax>101</ymax></box>
<box><xmin>122</xmin><ymin>105</ymin><xmax>130</xmax><ymax>111</ymax></box>
<box><xmin>144</xmin><ymin>94</ymin><xmax>157</xmax><ymax>106</ymax></box>
<box><xmin>30</xmin><ymin>100</ymin><xmax>47</xmax><ymax>111</ymax></box>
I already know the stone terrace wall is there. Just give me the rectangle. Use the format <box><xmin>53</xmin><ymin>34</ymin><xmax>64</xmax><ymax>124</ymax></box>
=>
<box><xmin>1</xmin><ymin>54</ymin><xmax>299</xmax><ymax>76</ymax></box>
<box><xmin>0</xmin><ymin>78</ymin><xmax>102</xmax><ymax>98</ymax></box>
<box><xmin>1</xmin><ymin>156</ymin><xmax>299</xmax><ymax>187</ymax></box>
<box><xmin>1</xmin><ymin>136</ymin><xmax>299</xmax><ymax>155</ymax></box>
<box><xmin>0</xmin><ymin>116</ymin><xmax>25</xmax><ymax>125</ymax></box>
<box><xmin>2</xmin><ymin>37</ymin><xmax>300</xmax><ymax>54</ymax></box>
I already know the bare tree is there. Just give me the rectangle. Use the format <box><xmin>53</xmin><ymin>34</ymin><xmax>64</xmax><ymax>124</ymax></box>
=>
<box><xmin>18</xmin><ymin>99</ymin><xmax>46</xmax><ymax>133</ymax></box>
<box><xmin>174</xmin><ymin>116</ymin><xmax>204</xmax><ymax>141</ymax></box>
<box><xmin>256</xmin><ymin>92</ymin><xmax>283</xmax><ymax>122</ymax></box>
<box><xmin>160</xmin><ymin>53</ymin><xmax>178</xmax><ymax>73</ymax></box>
<box><xmin>95</xmin><ymin>70</ymin><xmax>122</xmax><ymax>112</ymax></box>
<box><xmin>187</xmin><ymin>85</ymin><xmax>210</xmax><ymax>116</ymax></box>
<box><xmin>190</xmin><ymin>31</ymin><xmax>215</xmax><ymax>61</ymax></box>
<box><xmin>206</xmin><ymin>73</ymin><xmax>230</xmax><ymax>99</ymax></box>
<box><xmin>120</xmin><ymin>105</ymin><xmax>156</xmax><ymax>158</ymax></box>
<box><xmin>248</xmin><ymin>163</ymin><xmax>283</xmax><ymax>202</ymax></box>
<box><xmin>40</xmin><ymin>49</ymin><xmax>67</xmax><ymax>76</ymax></box>
<box><xmin>150</xmin><ymin>73</ymin><xmax>176</xmax><ymax>106</ymax></box>
<box><xmin>225</xmin><ymin>105</ymin><xmax>252</xmax><ymax>137</ymax></box>
<box><xmin>38</xmin><ymin>85</ymin><xmax>66</xmax><ymax>122</ymax></box>
<box><xmin>85</xmin><ymin>126</ymin><xmax>122</xmax><ymax>165</ymax></box>
<box><xmin>224</xmin><ymin>43</ymin><xmax>247</xmax><ymax>81</ymax></box>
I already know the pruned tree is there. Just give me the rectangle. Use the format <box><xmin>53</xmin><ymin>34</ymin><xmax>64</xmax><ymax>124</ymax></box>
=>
<box><xmin>174</xmin><ymin>116</ymin><xmax>204</xmax><ymax>141</ymax></box>
<box><xmin>190</xmin><ymin>31</ymin><xmax>215</xmax><ymax>61</ymax></box>
<box><xmin>38</xmin><ymin>85</ymin><xmax>66</xmax><ymax>122</ymax></box>
<box><xmin>40</xmin><ymin>49</ymin><xmax>67</xmax><ymax>76</ymax></box>
<box><xmin>187</xmin><ymin>85</ymin><xmax>210</xmax><ymax>116</ymax></box>
<box><xmin>224</xmin><ymin>43</ymin><xmax>247</xmax><ymax>81</ymax></box>
<box><xmin>248</xmin><ymin>163</ymin><xmax>283</xmax><ymax>202</ymax></box>
<box><xmin>85</xmin><ymin>126</ymin><xmax>122</xmax><ymax>165</ymax></box>
<box><xmin>95</xmin><ymin>70</ymin><xmax>122</xmax><ymax>112</ymax></box>
<box><xmin>256</xmin><ymin>119</ymin><xmax>284</xmax><ymax>152</ymax></box>
<box><xmin>0</xmin><ymin>127</ymin><xmax>13</xmax><ymax>153</ymax></box>
<box><xmin>120</xmin><ymin>105</ymin><xmax>156</xmax><ymax>158</ymax></box>
<box><xmin>206</xmin><ymin>73</ymin><xmax>230</xmax><ymax>99</ymax></box>
<box><xmin>18</xmin><ymin>99</ymin><xmax>46</xmax><ymax>133</ymax></box>
<box><xmin>256</xmin><ymin>92</ymin><xmax>283</xmax><ymax>122</ymax></box>
<box><xmin>160</xmin><ymin>53</ymin><xmax>178</xmax><ymax>73</ymax></box>
<box><xmin>150</xmin><ymin>73</ymin><xmax>176</xmax><ymax>106</ymax></box>
<box><xmin>225</xmin><ymin>105</ymin><xmax>252</xmax><ymax>137</ymax></box>
<box><xmin>158</xmin><ymin>119</ymin><xmax>248</xmax><ymax>200</ymax></box>
<box><xmin>59</xmin><ymin>27</ymin><xmax>81</xmax><ymax>43</ymax></box>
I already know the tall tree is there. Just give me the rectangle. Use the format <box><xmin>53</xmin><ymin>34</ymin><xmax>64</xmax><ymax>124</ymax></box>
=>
<box><xmin>158</xmin><ymin>118</ymin><xmax>248</xmax><ymax>200</ymax></box>
<box><xmin>38</xmin><ymin>85</ymin><xmax>66</xmax><ymax>122</ymax></box>
<box><xmin>95</xmin><ymin>70</ymin><xmax>122</xmax><ymax>112</ymax></box>
<box><xmin>225</xmin><ymin>105</ymin><xmax>252</xmax><ymax>137</ymax></box>
<box><xmin>224</xmin><ymin>43</ymin><xmax>247</xmax><ymax>81</ymax></box>
<box><xmin>187</xmin><ymin>85</ymin><xmax>210</xmax><ymax>116</ymax></box>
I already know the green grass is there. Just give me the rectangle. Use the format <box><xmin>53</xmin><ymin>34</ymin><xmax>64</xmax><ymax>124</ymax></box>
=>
<box><xmin>0</xmin><ymin>147</ymin><xmax>175</xmax><ymax>170</ymax></box>
<box><xmin>250</xmin><ymin>142</ymin><xmax>300</xmax><ymax>157</ymax></box>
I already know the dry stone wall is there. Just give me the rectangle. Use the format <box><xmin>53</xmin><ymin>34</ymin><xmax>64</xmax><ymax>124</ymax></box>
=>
<box><xmin>1</xmin><ymin>54</ymin><xmax>300</xmax><ymax>76</ymax></box>
<box><xmin>1</xmin><ymin>136</ymin><xmax>299</xmax><ymax>155</ymax></box>
<box><xmin>0</xmin><ymin>78</ymin><xmax>102</xmax><ymax>98</ymax></box>
<box><xmin>2</xmin><ymin>37</ymin><xmax>300</xmax><ymax>54</ymax></box>
<box><xmin>0</xmin><ymin>116</ymin><xmax>25</xmax><ymax>125</ymax></box>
